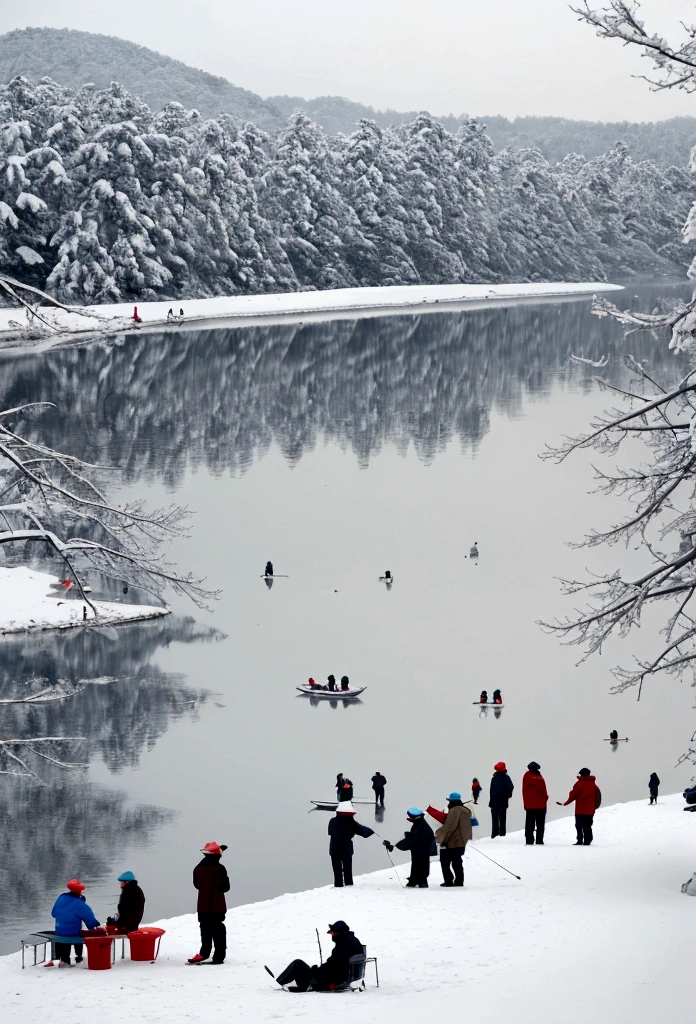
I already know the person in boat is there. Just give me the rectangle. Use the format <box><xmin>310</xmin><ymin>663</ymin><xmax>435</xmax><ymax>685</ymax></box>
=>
<box><xmin>340</xmin><ymin>675</ymin><xmax>350</xmax><ymax>691</ymax></box>
<box><xmin>264</xmin><ymin>561</ymin><xmax>274</xmax><ymax>577</ymax></box>
<box><xmin>470</xmin><ymin>542</ymin><xmax>479</xmax><ymax>557</ymax></box>
<box><xmin>383</xmin><ymin>808</ymin><xmax>435</xmax><ymax>888</ymax></box>
<box><xmin>273</xmin><ymin>920</ymin><xmax>364</xmax><ymax>991</ymax></box>
<box><xmin>106</xmin><ymin>870</ymin><xmax>145</xmax><ymax>934</ymax></box>
<box><xmin>426</xmin><ymin>792</ymin><xmax>472</xmax><ymax>887</ymax></box>
<box><xmin>479</xmin><ymin>690</ymin><xmax>488</xmax><ymax>703</ymax></box>
<box><xmin>649</xmin><ymin>772</ymin><xmax>660</xmax><ymax>805</ymax></box>
<box><xmin>471</xmin><ymin>778</ymin><xmax>482</xmax><ymax>804</ymax></box>
<box><xmin>492</xmin><ymin>689</ymin><xmax>502</xmax><ymax>704</ymax></box>
<box><xmin>49</xmin><ymin>878</ymin><xmax>100</xmax><ymax>967</ymax></box>
<box><xmin>308</xmin><ymin>677</ymin><xmax>326</xmax><ymax>690</ymax></box>
<box><xmin>328</xmin><ymin>803</ymin><xmax>374</xmax><ymax>886</ymax></box>
<box><xmin>371</xmin><ymin>771</ymin><xmax>387</xmax><ymax>807</ymax></box>
<box><xmin>328</xmin><ymin>675</ymin><xmax>337</xmax><ymax>691</ymax></box>
<box><xmin>167</xmin><ymin>308</ymin><xmax>174</xmax><ymax>320</ymax></box>
<box><xmin>384</xmin><ymin>570</ymin><xmax>392</xmax><ymax>581</ymax></box>
<box><xmin>609</xmin><ymin>730</ymin><xmax>618</xmax><ymax>742</ymax></box>
<box><xmin>338</xmin><ymin>779</ymin><xmax>354</xmax><ymax>802</ymax></box>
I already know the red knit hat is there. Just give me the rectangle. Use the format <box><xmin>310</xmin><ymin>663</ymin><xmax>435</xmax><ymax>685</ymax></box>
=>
<box><xmin>494</xmin><ymin>761</ymin><xmax>506</xmax><ymax>771</ymax></box>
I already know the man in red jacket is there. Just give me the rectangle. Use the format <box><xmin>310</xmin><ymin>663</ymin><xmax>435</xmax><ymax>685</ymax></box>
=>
<box><xmin>522</xmin><ymin>761</ymin><xmax>548</xmax><ymax>845</ymax></box>
<box><xmin>557</xmin><ymin>768</ymin><xmax>601</xmax><ymax>846</ymax></box>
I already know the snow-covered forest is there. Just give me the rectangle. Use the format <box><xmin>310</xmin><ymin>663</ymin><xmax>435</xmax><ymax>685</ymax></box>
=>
<box><xmin>1</xmin><ymin>75</ymin><xmax>695</xmax><ymax>305</ymax></box>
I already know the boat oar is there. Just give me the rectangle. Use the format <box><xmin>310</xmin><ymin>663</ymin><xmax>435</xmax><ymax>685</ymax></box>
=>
<box><xmin>468</xmin><ymin>843</ymin><xmax>521</xmax><ymax>880</ymax></box>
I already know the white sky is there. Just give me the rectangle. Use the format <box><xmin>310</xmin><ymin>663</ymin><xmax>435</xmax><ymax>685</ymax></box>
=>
<box><xmin>4</xmin><ymin>0</ymin><xmax>696</xmax><ymax>121</ymax></box>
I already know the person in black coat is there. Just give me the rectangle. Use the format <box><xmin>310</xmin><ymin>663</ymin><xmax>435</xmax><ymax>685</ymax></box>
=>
<box><xmin>489</xmin><ymin>762</ymin><xmax>514</xmax><ymax>837</ymax></box>
<box><xmin>328</xmin><ymin>803</ymin><xmax>374</xmax><ymax>886</ymax></box>
<box><xmin>106</xmin><ymin>871</ymin><xmax>145</xmax><ymax>933</ymax></box>
<box><xmin>188</xmin><ymin>842</ymin><xmax>230</xmax><ymax>964</ymax></box>
<box><xmin>384</xmin><ymin>808</ymin><xmax>435</xmax><ymax>887</ymax></box>
<box><xmin>649</xmin><ymin>772</ymin><xmax>660</xmax><ymax>804</ymax></box>
<box><xmin>371</xmin><ymin>771</ymin><xmax>387</xmax><ymax>807</ymax></box>
<box><xmin>275</xmin><ymin>920</ymin><xmax>364</xmax><ymax>991</ymax></box>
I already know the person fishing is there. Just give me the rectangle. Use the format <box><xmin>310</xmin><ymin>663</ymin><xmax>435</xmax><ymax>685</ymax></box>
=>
<box><xmin>273</xmin><ymin>920</ymin><xmax>364</xmax><ymax>991</ymax></box>
<box><xmin>49</xmin><ymin>879</ymin><xmax>100</xmax><ymax>967</ymax></box>
<box><xmin>383</xmin><ymin>808</ymin><xmax>435</xmax><ymax>888</ymax></box>
<box><xmin>264</xmin><ymin>561</ymin><xmax>273</xmax><ymax>577</ymax></box>
<box><xmin>328</xmin><ymin>802</ymin><xmax>374</xmax><ymax>886</ymax></box>
<box><xmin>426</xmin><ymin>792</ymin><xmax>472</xmax><ymax>887</ymax></box>
<box><xmin>188</xmin><ymin>841</ymin><xmax>230</xmax><ymax>964</ymax></box>
<box><xmin>557</xmin><ymin>768</ymin><xmax>601</xmax><ymax>846</ymax></box>
<box><xmin>492</xmin><ymin>689</ymin><xmax>502</xmax><ymax>704</ymax></box>
<box><xmin>106</xmin><ymin>871</ymin><xmax>145</xmax><ymax>933</ymax></box>
<box><xmin>479</xmin><ymin>690</ymin><xmax>488</xmax><ymax>703</ymax></box>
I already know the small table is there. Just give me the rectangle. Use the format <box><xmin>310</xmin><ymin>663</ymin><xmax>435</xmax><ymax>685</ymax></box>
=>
<box><xmin>20</xmin><ymin>930</ymin><xmax>127</xmax><ymax>968</ymax></box>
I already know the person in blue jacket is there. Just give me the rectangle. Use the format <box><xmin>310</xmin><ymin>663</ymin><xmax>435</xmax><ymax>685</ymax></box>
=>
<box><xmin>50</xmin><ymin>878</ymin><xmax>100</xmax><ymax>966</ymax></box>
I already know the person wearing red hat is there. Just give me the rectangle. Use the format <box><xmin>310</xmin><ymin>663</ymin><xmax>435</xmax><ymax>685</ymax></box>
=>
<box><xmin>49</xmin><ymin>879</ymin><xmax>100</xmax><ymax>967</ymax></box>
<box><xmin>188</xmin><ymin>842</ymin><xmax>230</xmax><ymax>964</ymax></box>
<box><xmin>328</xmin><ymin>802</ymin><xmax>374</xmax><ymax>886</ymax></box>
<box><xmin>489</xmin><ymin>762</ymin><xmax>514</xmax><ymax>838</ymax></box>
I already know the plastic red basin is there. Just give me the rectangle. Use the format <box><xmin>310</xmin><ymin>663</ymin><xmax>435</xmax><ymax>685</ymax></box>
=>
<box><xmin>128</xmin><ymin>927</ymin><xmax>165</xmax><ymax>961</ymax></box>
<box><xmin>83</xmin><ymin>935</ymin><xmax>112</xmax><ymax>970</ymax></box>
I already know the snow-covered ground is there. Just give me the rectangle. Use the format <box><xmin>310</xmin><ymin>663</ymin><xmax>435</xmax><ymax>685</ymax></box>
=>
<box><xmin>0</xmin><ymin>282</ymin><xmax>624</xmax><ymax>351</ymax></box>
<box><xmin>0</xmin><ymin>566</ymin><xmax>168</xmax><ymax>634</ymax></box>
<box><xmin>1</xmin><ymin>793</ymin><xmax>691</xmax><ymax>1023</ymax></box>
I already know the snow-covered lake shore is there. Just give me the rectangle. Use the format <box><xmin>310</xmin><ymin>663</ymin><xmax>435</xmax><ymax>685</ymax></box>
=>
<box><xmin>0</xmin><ymin>282</ymin><xmax>624</xmax><ymax>353</ymax></box>
<box><xmin>0</xmin><ymin>566</ymin><xmax>168</xmax><ymax>634</ymax></box>
<box><xmin>1</xmin><ymin>792</ymin><xmax>690</xmax><ymax>1023</ymax></box>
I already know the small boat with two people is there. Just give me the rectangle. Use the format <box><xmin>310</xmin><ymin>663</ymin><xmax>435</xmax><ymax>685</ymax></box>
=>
<box><xmin>297</xmin><ymin>675</ymin><xmax>366</xmax><ymax>700</ymax></box>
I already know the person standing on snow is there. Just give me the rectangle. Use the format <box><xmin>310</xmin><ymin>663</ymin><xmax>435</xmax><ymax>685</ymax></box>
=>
<box><xmin>273</xmin><ymin>920</ymin><xmax>364</xmax><ymax>991</ymax></box>
<box><xmin>489</xmin><ymin>762</ymin><xmax>514</xmax><ymax>837</ymax></box>
<box><xmin>188</xmin><ymin>841</ymin><xmax>230</xmax><ymax>964</ymax></box>
<box><xmin>471</xmin><ymin>778</ymin><xmax>482</xmax><ymax>804</ymax></box>
<box><xmin>557</xmin><ymin>768</ymin><xmax>601</xmax><ymax>845</ymax></box>
<box><xmin>649</xmin><ymin>772</ymin><xmax>660</xmax><ymax>805</ymax></box>
<box><xmin>371</xmin><ymin>771</ymin><xmax>387</xmax><ymax>807</ymax></box>
<box><xmin>426</xmin><ymin>792</ymin><xmax>472</xmax><ymax>887</ymax></box>
<box><xmin>522</xmin><ymin>762</ymin><xmax>548</xmax><ymax>845</ymax></box>
<box><xmin>50</xmin><ymin>879</ymin><xmax>100</xmax><ymax>967</ymax></box>
<box><xmin>383</xmin><ymin>808</ymin><xmax>435</xmax><ymax>888</ymax></box>
<box><xmin>328</xmin><ymin>801</ymin><xmax>374</xmax><ymax>886</ymax></box>
<box><xmin>106</xmin><ymin>871</ymin><xmax>145</xmax><ymax>933</ymax></box>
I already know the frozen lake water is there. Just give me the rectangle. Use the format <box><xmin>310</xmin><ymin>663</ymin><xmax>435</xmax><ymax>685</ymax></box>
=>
<box><xmin>0</xmin><ymin>282</ymin><xmax>694</xmax><ymax>953</ymax></box>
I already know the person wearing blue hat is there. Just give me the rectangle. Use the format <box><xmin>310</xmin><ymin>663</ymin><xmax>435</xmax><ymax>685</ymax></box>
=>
<box><xmin>426</xmin><ymin>792</ymin><xmax>473</xmax><ymax>887</ymax></box>
<box><xmin>106</xmin><ymin>871</ymin><xmax>145</xmax><ymax>934</ymax></box>
<box><xmin>383</xmin><ymin>808</ymin><xmax>435</xmax><ymax>888</ymax></box>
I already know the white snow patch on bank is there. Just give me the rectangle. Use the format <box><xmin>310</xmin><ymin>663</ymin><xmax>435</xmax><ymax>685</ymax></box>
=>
<box><xmin>0</xmin><ymin>566</ymin><xmax>168</xmax><ymax>634</ymax></box>
<box><xmin>0</xmin><ymin>282</ymin><xmax>624</xmax><ymax>352</ymax></box>
<box><xmin>1</xmin><ymin>793</ymin><xmax>691</xmax><ymax>1022</ymax></box>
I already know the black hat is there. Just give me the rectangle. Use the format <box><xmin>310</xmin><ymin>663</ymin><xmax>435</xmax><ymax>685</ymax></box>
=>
<box><xmin>527</xmin><ymin>762</ymin><xmax>541</xmax><ymax>771</ymax></box>
<box><xmin>578</xmin><ymin>768</ymin><xmax>591</xmax><ymax>777</ymax></box>
<box><xmin>327</xmin><ymin>920</ymin><xmax>349</xmax><ymax>933</ymax></box>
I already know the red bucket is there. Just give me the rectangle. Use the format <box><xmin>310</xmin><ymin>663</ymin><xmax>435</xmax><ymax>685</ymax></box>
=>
<box><xmin>128</xmin><ymin>927</ymin><xmax>165</xmax><ymax>961</ymax></box>
<box><xmin>83</xmin><ymin>934</ymin><xmax>113</xmax><ymax>971</ymax></box>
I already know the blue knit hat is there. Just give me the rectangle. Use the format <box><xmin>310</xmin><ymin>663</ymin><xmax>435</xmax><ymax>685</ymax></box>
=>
<box><xmin>447</xmin><ymin>792</ymin><xmax>461</xmax><ymax>800</ymax></box>
<box><xmin>117</xmin><ymin>871</ymin><xmax>136</xmax><ymax>882</ymax></box>
<box><xmin>407</xmin><ymin>807</ymin><xmax>424</xmax><ymax>817</ymax></box>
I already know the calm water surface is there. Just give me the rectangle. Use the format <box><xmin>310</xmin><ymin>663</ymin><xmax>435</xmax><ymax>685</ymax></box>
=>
<box><xmin>1</xmin><ymin>284</ymin><xmax>694</xmax><ymax>952</ymax></box>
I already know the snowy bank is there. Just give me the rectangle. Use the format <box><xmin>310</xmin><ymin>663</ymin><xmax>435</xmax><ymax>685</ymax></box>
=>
<box><xmin>1</xmin><ymin>793</ymin><xmax>691</xmax><ymax>1023</ymax></box>
<box><xmin>0</xmin><ymin>282</ymin><xmax>624</xmax><ymax>352</ymax></box>
<box><xmin>0</xmin><ymin>566</ymin><xmax>168</xmax><ymax>634</ymax></box>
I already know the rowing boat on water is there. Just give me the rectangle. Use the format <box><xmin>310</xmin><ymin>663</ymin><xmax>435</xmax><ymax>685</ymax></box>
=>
<box><xmin>311</xmin><ymin>798</ymin><xmax>375</xmax><ymax>810</ymax></box>
<box><xmin>297</xmin><ymin>685</ymin><xmax>366</xmax><ymax>699</ymax></box>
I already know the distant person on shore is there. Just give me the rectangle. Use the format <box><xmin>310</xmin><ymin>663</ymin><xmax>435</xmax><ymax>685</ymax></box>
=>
<box><xmin>489</xmin><ymin>762</ymin><xmax>514</xmax><ymax>838</ymax></box>
<box><xmin>328</xmin><ymin>802</ymin><xmax>374</xmax><ymax>886</ymax></box>
<box><xmin>522</xmin><ymin>762</ymin><xmax>548</xmax><ymax>845</ymax></box>
<box><xmin>106</xmin><ymin>871</ymin><xmax>145</xmax><ymax>933</ymax></box>
<box><xmin>383</xmin><ymin>808</ymin><xmax>435</xmax><ymax>888</ymax></box>
<box><xmin>371</xmin><ymin>771</ymin><xmax>387</xmax><ymax>807</ymax></box>
<box><xmin>426</xmin><ymin>792</ymin><xmax>472</xmax><ymax>887</ymax></box>
<box><xmin>557</xmin><ymin>769</ymin><xmax>601</xmax><ymax>846</ymax></box>
<box><xmin>649</xmin><ymin>772</ymin><xmax>660</xmax><ymax>805</ymax></box>
<box><xmin>188</xmin><ymin>841</ymin><xmax>229</xmax><ymax>964</ymax></box>
<box><xmin>273</xmin><ymin>920</ymin><xmax>364</xmax><ymax>991</ymax></box>
<box><xmin>49</xmin><ymin>878</ymin><xmax>100</xmax><ymax>967</ymax></box>
<box><xmin>471</xmin><ymin>778</ymin><xmax>482</xmax><ymax>804</ymax></box>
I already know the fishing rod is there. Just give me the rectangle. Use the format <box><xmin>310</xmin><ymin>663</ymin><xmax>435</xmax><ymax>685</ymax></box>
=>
<box><xmin>372</xmin><ymin>830</ymin><xmax>405</xmax><ymax>888</ymax></box>
<box><xmin>468</xmin><ymin>843</ymin><xmax>521</xmax><ymax>880</ymax></box>
<box><xmin>315</xmin><ymin>928</ymin><xmax>323</xmax><ymax>964</ymax></box>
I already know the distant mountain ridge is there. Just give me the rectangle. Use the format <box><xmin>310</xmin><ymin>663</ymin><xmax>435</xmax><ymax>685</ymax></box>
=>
<box><xmin>0</xmin><ymin>27</ymin><xmax>286</xmax><ymax>130</ymax></box>
<box><xmin>1</xmin><ymin>27</ymin><xmax>696</xmax><ymax>167</ymax></box>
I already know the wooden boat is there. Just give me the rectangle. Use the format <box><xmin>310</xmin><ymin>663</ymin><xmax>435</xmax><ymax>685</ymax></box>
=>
<box><xmin>473</xmin><ymin>701</ymin><xmax>505</xmax><ymax>707</ymax></box>
<box><xmin>297</xmin><ymin>684</ymin><xmax>366</xmax><ymax>699</ymax></box>
<box><xmin>311</xmin><ymin>798</ymin><xmax>375</xmax><ymax>810</ymax></box>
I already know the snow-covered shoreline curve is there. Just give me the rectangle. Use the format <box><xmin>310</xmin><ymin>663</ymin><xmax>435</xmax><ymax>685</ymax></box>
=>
<box><xmin>0</xmin><ymin>282</ymin><xmax>624</xmax><ymax>354</ymax></box>
<box><xmin>1</xmin><ymin>792</ymin><xmax>690</xmax><ymax>1023</ymax></box>
<box><xmin>0</xmin><ymin>566</ymin><xmax>169</xmax><ymax>635</ymax></box>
